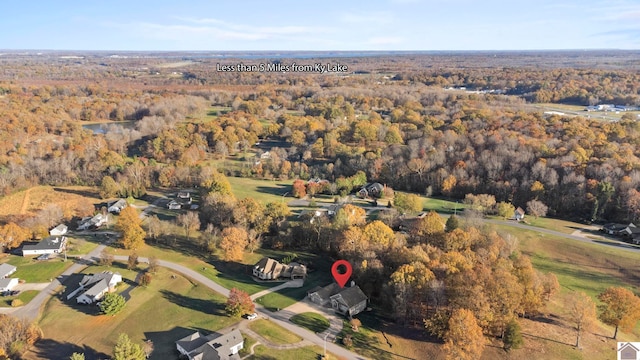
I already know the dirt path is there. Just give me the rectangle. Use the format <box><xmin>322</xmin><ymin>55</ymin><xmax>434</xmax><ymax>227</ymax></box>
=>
<box><xmin>20</xmin><ymin>187</ymin><xmax>31</xmax><ymax>214</ymax></box>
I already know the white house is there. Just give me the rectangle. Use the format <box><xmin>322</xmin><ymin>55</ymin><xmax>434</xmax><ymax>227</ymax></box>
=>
<box><xmin>167</xmin><ymin>200</ymin><xmax>182</xmax><ymax>210</ymax></box>
<box><xmin>514</xmin><ymin>207</ymin><xmax>525</xmax><ymax>221</ymax></box>
<box><xmin>176</xmin><ymin>329</ymin><xmax>244</xmax><ymax>360</ymax></box>
<box><xmin>0</xmin><ymin>263</ymin><xmax>17</xmax><ymax>278</ymax></box>
<box><xmin>76</xmin><ymin>271</ymin><xmax>122</xmax><ymax>304</ymax></box>
<box><xmin>77</xmin><ymin>214</ymin><xmax>108</xmax><ymax>230</ymax></box>
<box><xmin>49</xmin><ymin>224</ymin><xmax>68</xmax><ymax>236</ymax></box>
<box><xmin>22</xmin><ymin>236</ymin><xmax>67</xmax><ymax>256</ymax></box>
<box><xmin>107</xmin><ymin>199</ymin><xmax>127</xmax><ymax>214</ymax></box>
<box><xmin>0</xmin><ymin>278</ymin><xmax>19</xmax><ymax>292</ymax></box>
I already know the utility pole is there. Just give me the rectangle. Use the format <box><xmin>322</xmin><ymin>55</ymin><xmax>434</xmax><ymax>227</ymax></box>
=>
<box><xmin>323</xmin><ymin>332</ymin><xmax>329</xmax><ymax>358</ymax></box>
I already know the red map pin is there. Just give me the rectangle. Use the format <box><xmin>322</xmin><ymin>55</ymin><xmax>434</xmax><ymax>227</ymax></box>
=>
<box><xmin>331</xmin><ymin>260</ymin><xmax>353</xmax><ymax>288</ymax></box>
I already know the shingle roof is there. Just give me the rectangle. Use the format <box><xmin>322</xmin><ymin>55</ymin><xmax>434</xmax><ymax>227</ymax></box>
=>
<box><xmin>22</xmin><ymin>236</ymin><xmax>66</xmax><ymax>251</ymax></box>
<box><xmin>0</xmin><ymin>263</ymin><xmax>17</xmax><ymax>278</ymax></box>
<box><xmin>330</xmin><ymin>285</ymin><xmax>368</xmax><ymax>308</ymax></box>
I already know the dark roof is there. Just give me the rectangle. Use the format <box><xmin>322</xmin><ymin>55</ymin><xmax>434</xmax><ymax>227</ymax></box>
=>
<box><xmin>330</xmin><ymin>285</ymin><xmax>368</xmax><ymax>308</ymax></box>
<box><xmin>22</xmin><ymin>236</ymin><xmax>66</xmax><ymax>251</ymax></box>
<box><xmin>603</xmin><ymin>223</ymin><xmax>630</xmax><ymax>231</ymax></box>
<box><xmin>176</xmin><ymin>332</ymin><xmax>209</xmax><ymax>354</ymax></box>
<box><xmin>178</xmin><ymin>330</ymin><xmax>243</xmax><ymax>360</ymax></box>
<box><xmin>254</xmin><ymin>257</ymin><xmax>284</xmax><ymax>275</ymax></box>
<box><xmin>308</xmin><ymin>283</ymin><xmax>341</xmax><ymax>300</ymax></box>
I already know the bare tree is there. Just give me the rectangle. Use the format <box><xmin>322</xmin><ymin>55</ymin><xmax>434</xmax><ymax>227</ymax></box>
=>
<box><xmin>177</xmin><ymin>211</ymin><xmax>200</xmax><ymax>242</ymax></box>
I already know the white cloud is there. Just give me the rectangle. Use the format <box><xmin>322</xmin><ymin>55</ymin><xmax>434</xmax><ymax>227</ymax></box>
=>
<box><xmin>339</xmin><ymin>12</ymin><xmax>392</xmax><ymax>24</ymax></box>
<box><xmin>366</xmin><ymin>36</ymin><xmax>404</xmax><ymax>45</ymax></box>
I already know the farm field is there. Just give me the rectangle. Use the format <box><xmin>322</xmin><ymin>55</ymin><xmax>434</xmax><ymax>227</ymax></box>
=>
<box><xmin>31</xmin><ymin>264</ymin><xmax>237</xmax><ymax>360</ymax></box>
<box><xmin>0</xmin><ymin>185</ymin><xmax>101</xmax><ymax>219</ymax></box>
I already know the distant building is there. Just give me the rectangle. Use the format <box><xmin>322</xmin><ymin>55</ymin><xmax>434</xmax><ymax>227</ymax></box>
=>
<box><xmin>77</xmin><ymin>214</ymin><xmax>108</xmax><ymax>230</ymax></box>
<box><xmin>514</xmin><ymin>207</ymin><xmax>525</xmax><ymax>221</ymax></box>
<box><xmin>176</xmin><ymin>329</ymin><xmax>244</xmax><ymax>360</ymax></box>
<box><xmin>358</xmin><ymin>183</ymin><xmax>384</xmax><ymax>198</ymax></box>
<box><xmin>22</xmin><ymin>236</ymin><xmax>67</xmax><ymax>256</ymax></box>
<box><xmin>49</xmin><ymin>224</ymin><xmax>68</xmax><ymax>236</ymax></box>
<box><xmin>107</xmin><ymin>199</ymin><xmax>128</xmax><ymax>214</ymax></box>
<box><xmin>252</xmin><ymin>257</ymin><xmax>307</xmax><ymax>280</ymax></box>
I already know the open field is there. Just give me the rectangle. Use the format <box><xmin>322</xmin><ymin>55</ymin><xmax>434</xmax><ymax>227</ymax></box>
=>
<box><xmin>1</xmin><ymin>256</ymin><xmax>72</xmax><ymax>283</ymax></box>
<box><xmin>247</xmin><ymin>319</ymin><xmax>303</xmax><ymax>345</ymax></box>
<box><xmin>0</xmin><ymin>185</ymin><xmax>101</xmax><ymax>219</ymax></box>
<box><xmin>228</xmin><ymin>177</ymin><xmax>293</xmax><ymax>204</ymax></box>
<box><xmin>31</xmin><ymin>264</ymin><xmax>237</xmax><ymax>360</ymax></box>
<box><xmin>65</xmin><ymin>235</ymin><xmax>101</xmax><ymax>256</ymax></box>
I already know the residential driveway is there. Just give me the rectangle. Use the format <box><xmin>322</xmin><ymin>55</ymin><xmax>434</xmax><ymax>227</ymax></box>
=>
<box><xmin>279</xmin><ymin>299</ymin><xmax>344</xmax><ymax>343</ymax></box>
<box><xmin>16</xmin><ymin>283</ymin><xmax>50</xmax><ymax>291</ymax></box>
<box><xmin>250</xmin><ymin>279</ymin><xmax>303</xmax><ymax>300</ymax></box>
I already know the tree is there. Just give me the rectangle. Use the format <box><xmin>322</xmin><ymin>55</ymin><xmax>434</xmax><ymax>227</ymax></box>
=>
<box><xmin>127</xmin><ymin>252</ymin><xmax>138</xmax><ymax>270</ymax></box>
<box><xmin>0</xmin><ymin>314</ymin><xmax>42</xmax><ymax>358</ymax></box>
<box><xmin>100</xmin><ymin>293</ymin><xmax>126</xmax><ymax>316</ymax></box>
<box><xmin>411</xmin><ymin>211</ymin><xmax>445</xmax><ymax>245</ymax></box>
<box><xmin>598</xmin><ymin>287</ymin><xmax>640</xmax><ymax>339</ymax></box>
<box><xmin>177</xmin><ymin>211</ymin><xmax>200</xmax><ymax>242</ymax></box>
<box><xmin>443</xmin><ymin>308</ymin><xmax>485</xmax><ymax>360</ymax></box>
<box><xmin>292</xmin><ymin>179</ymin><xmax>306</xmax><ymax>198</ymax></box>
<box><xmin>112</xmin><ymin>333</ymin><xmax>145</xmax><ymax>360</ymax></box>
<box><xmin>139</xmin><ymin>272</ymin><xmax>152</xmax><ymax>286</ymax></box>
<box><xmin>99</xmin><ymin>249</ymin><xmax>114</xmax><ymax>266</ymax></box>
<box><xmin>503</xmin><ymin>319</ymin><xmax>523</xmax><ymax>351</ymax></box>
<box><xmin>100</xmin><ymin>175</ymin><xmax>120</xmax><ymax>199</ymax></box>
<box><xmin>225</xmin><ymin>288</ymin><xmax>255</xmax><ymax>317</ymax></box>
<box><xmin>568</xmin><ymin>291</ymin><xmax>596</xmax><ymax>349</ymax></box>
<box><xmin>350</xmin><ymin>318</ymin><xmax>362</xmax><ymax>332</ymax></box>
<box><xmin>362</xmin><ymin>221</ymin><xmax>395</xmax><ymax>248</ymax></box>
<box><xmin>219</xmin><ymin>227</ymin><xmax>248</xmax><ymax>261</ymax></box>
<box><xmin>70</xmin><ymin>353</ymin><xmax>85</xmax><ymax>360</ymax></box>
<box><xmin>445</xmin><ymin>215</ymin><xmax>460</xmax><ymax>232</ymax></box>
<box><xmin>148</xmin><ymin>256</ymin><xmax>159</xmax><ymax>273</ymax></box>
<box><xmin>463</xmin><ymin>194</ymin><xmax>496</xmax><ymax>215</ymax></box>
<box><xmin>116</xmin><ymin>206</ymin><xmax>146</xmax><ymax>250</ymax></box>
<box><xmin>394</xmin><ymin>192</ymin><xmax>423</xmax><ymax>214</ymax></box>
<box><xmin>0</xmin><ymin>222</ymin><xmax>31</xmax><ymax>250</ymax></box>
<box><xmin>496</xmin><ymin>202</ymin><xmax>515</xmax><ymax>219</ymax></box>
<box><xmin>526</xmin><ymin>200</ymin><xmax>548</xmax><ymax>219</ymax></box>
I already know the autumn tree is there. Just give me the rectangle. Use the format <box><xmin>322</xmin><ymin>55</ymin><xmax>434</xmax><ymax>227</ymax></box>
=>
<box><xmin>70</xmin><ymin>353</ymin><xmax>85</xmax><ymax>360</ymax></box>
<box><xmin>116</xmin><ymin>206</ymin><xmax>146</xmax><ymax>250</ymax></box>
<box><xmin>390</xmin><ymin>261</ymin><xmax>435</xmax><ymax>322</ymax></box>
<box><xmin>99</xmin><ymin>249</ymin><xmax>114</xmax><ymax>266</ymax></box>
<box><xmin>0</xmin><ymin>222</ymin><xmax>31</xmax><ymax>250</ymax></box>
<box><xmin>177</xmin><ymin>211</ymin><xmax>200</xmax><ymax>242</ymax></box>
<box><xmin>148</xmin><ymin>256</ymin><xmax>159</xmax><ymax>273</ymax></box>
<box><xmin>100</xmin><ymin>175</ymin><xmax>120</xmax><ymax>199</ymax></box>
<box><xmin>443</xmin><ymin>308</ymin><xmax>485</xmax><ymax>360</ymax></box>
<box><xmin>127</xmin><ymin>252</ymin><xmax>138</xmax><ymax>270</ymax></box>
<box><xmin>464</xmin><ymin>194</ymin><xmax>496</xmax><ymax>215</ymax></box>
<box><xmin>100</xmin><ymin>293</ymin><xmax>126</xmax><ymax>315</ymax></box>
<box><xmin>568</xmin><ymin>291</ymin><xmax>596</xmax><ymax>349</ymax></box>
<box><xmin>597</xmin><ymin>287</ymin><xmax>640</xmax><ymax>339</ymax></box>
<box><xmin>225</xmin><ymin>288</ymin><xmax>255</xmax><ymax>317</ymax></box>
<box><xmin>394</xmin><ymin>192</ymin><xmax>423</xmax><ymax>214</ymax></box>
<box><xmin>219</xmin><ymin>227</ymin><xmax>248</xmax><ymax>261</ymax></box>
<box><xmin>292</xmin><ymin>179</ymin><xmax>306</xmax><ymax>198</ymax></box>
<box><xmin>333</xmin><ymin>204</ymin><xmax>367</xmax><ymax>229</ymax></box>
<box><xmin>503</xmin><ymin>319</ymin><xmax>523</xmax><ymax>351</ymax></box>
<box><xmin>445</xmin><ymin>215</ymin><xmax>460</xmax><ymax>232</ymax></box>
<box><xmin>496</xmin><ymin>202</ymin><xmax>515</xmax><ymax>219</ymax></box>
<box><xmin>0</xmin><ymin>314</ymin><xmax>42</xmax><ymax>358</ymax></box>
<box><xmin>362</xmin><ymin>220</ymin><xmax>395</xmax><ymax>248</ymax></box>
<box><xmin>265</xmin><ymin>201</ymin><xmax>291</xmax><ymax>232</ymax></box>
<box><xmin>526</xmin><ymin>200</ymin><xmax>548</xmax><ymax>219</ymax></box>
<box><xmin>112</xmin><ymin>333</ymin><xmax>145</xmax><ymax>360</ymax></box>
<box><xmin>411</xmin><ymin>211</ymin><xmax>445</xmax><ymax>246</ymax></box>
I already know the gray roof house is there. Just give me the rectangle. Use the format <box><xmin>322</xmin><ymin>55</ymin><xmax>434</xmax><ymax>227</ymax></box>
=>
<box><xmin>330</xmin><ymin>285</ymin><xmax>368</xmax><ymax>317</ymax></box>
<box><xmin>307</xmin><ymin>283</ymin><xmax>342</xmax><ymax>306</ymax></box>
<box><xmin>76</xmin><ymin>271</ymin><xmax>122</xmax><ymax>304</ymax></box>
<box><xmin>107</xmin><ymin>199</ymin><xmax>128</xmax><ymax>214</ymax></box>
<box><xmin>22</xmin><ymin>236</ymin><xmax>67</xmax><ymax>256</ymax></box>
<box><xmin>49</xmin><ymin>223</ymin><xmax>68</xmax><ymax>236</ymax></box>
<box><xmin>0</xmin><ymin>263</ymin><xmax>17</xmax><ymax>278</ymax></box>
<box><xmin>252</xmin><ymin>257</ymin><xmax>285</xmax><ymax>280</ymax></box>
<box><xmin>176</xmin><ymin>329</ymin><xmax>244</xmax><ymax>360</ymax></box>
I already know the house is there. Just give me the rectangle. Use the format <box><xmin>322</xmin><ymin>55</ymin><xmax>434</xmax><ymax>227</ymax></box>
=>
<box><xmin>0</xmin><ymin>278</ymin><xmax>19</xmax><ymax>292</ymax></box>
<box><xmin>0</xmin><ymin>263</ymin><xmax>17</xmax><ymax>278</ymax></box>
<box><xmin>76</xmin><ymin>271</ymin><xmax>122</xmax><ymax>304</ymax></box>
<box><xmin>514</xmin><ymin>207</ymin><xmax>525</xmax><ymax>221</ymax></box>
<box><xmin>177</xmin><ymin>191</ymin><xmax>191</xmax><ymax>199</ymax></box>
<box><xmin>602</xmin><ymin>223</ymin><xmax>632</xmax><ymax>235</ymax></box>
<box><xmin>167</xmin><ymin>200</ymin><xmax>182</xmax><ymax>210</ymax></box>
<box><xmin>620</xmin><ymin>224</ymin><xmax>640</xmax><ymax>239</ymax></box>
<box><xmin>176</xmin><ymin>329</ymin><xmax>244</xmax><ymax>360</ymax></box>
<box><xmin>329</xmin><ymin>285</ymin><xmax>368</xmax><ymax>317</ymax></box>
<box><xmin>358</xmin><ymin>183</ymin><xmax>384</xmax><ymax>198</ymax></box>
<box><xmin>107</xmin><ymin>199</ymin><xmax>127</xmax><ymax>214</ymax></box>
<box><xmin>22</xmin><ymin>236</ymin><xmax>67</xmax><ymax>256</ymax></box>
<box><xmin>307</xmin><ymin>283</ymin><xmax>342</xmax><ymax>306</ymax></box>
<box><xmin>280</xmin><ymin>262</ymin><xmax>307</xmax><ymax>279</ymax></box>
<box><xmin>253</xmin><ymin>257</ymin><xmax>285</xmax><ymax>280</ymax></box>
<box><xmin>49</xmin><ymin>224</ymin><xmax>68</xmax><ymax>236</ymax></box>
<box><xmin>260</xmin><ymin>151</ymin><xmax>271</xmax><ymax>160</ymax></box>
<box><xmin>619</xmin><ymin>342</ymin><xmax>640</xmax><ymax>360</ymax></box>
<box><xmin>77</xmin><ymin>214</ymin><xmax>108</xmax><ymax>230</ymax></box>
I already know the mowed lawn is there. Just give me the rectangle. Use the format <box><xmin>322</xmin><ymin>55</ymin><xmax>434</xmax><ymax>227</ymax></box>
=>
<box><xmin>249</xmin><ymin>345</ymin><xmax>340</xmax><ymax>360</ymax></box>
<box><xmin>247</xmin><ymin>319</ymin><xmax>302</xmax><ymax>345</ymax></box>
<box><xmin>228</xmin><ymin>177</ymin><xmax>293</xmax><ymax>204</ymax></box>
<box><xmin>32</xmin><ymin>266</ymin><xmax>238</xmax><ymax>360</ymax></box>
<box><xmin>1</xmin><ymin>255</ymin><xmax>71</xmax><ymax>283</ymax></box>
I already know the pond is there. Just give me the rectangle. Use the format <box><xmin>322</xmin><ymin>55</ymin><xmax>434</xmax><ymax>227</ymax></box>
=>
<box><xmin>82</xmin><ymin>121</ymin><xmax>136</xmax><ymax>134</ymax></box>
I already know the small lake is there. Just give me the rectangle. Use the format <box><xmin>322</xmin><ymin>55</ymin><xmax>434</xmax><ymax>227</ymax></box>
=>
<box><xmin>82</xmin><ymin>121</ymin><xmax>136</xmax><ymax>134</ymax></box>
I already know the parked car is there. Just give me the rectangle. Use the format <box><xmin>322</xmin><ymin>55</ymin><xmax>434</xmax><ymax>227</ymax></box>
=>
<box><xmin>246</xmin><ymin>313</ymin><xmax>258</xmax><ymax>320</ymax></box>
<box><xmin>9</xmin><ymin>290</ymin><xmax>20</xmax><ymax>296</ymax></box>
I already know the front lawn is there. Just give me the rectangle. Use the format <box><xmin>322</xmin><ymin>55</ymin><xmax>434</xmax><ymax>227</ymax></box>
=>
<box><xmin>249</xmin><ymin>344</ymin><xmax>339</xmax><ymax>360</ymax></box>
<box><xmin>247</xmin><ymin>319</ymin><xmax>303</xmax><ymax>345</ymax></box>
<box><xmin>3</xmin><ymin>256</ymin><xmax>72</xmax><ymax>282</ymax></box>
<box><xmin>33</xmin><ymin>266</ymin><xmax>238</xmax><ymax>360</ymax></box>
<box><xmin>0</xmin><ymin>290</ymin><xmax>39</xmax><ymax>307</ymax></box>
<box><xmin>290</xmin><ymin>312</ymin><xmax>330</xmax><ymax>333</ymax></box>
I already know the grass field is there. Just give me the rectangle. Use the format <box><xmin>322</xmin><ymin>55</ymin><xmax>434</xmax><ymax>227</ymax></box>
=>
<box><xmin>65</xmin><ymin>235</ymin><xmax>101</xmax><ymax>256</ymax></box>
<box><xmin>228</xmin><ymin>177</ymin><xmax>293</xmax><ymax>204</ymax></box>
<box><xmin>290</xmin><ymin>312</ymin><xmax>330</xmax><ymax>333</ymax></box>
<box><xmin>0</xmin><ymin>290</ymin><xmax>38</xmax><ymax>307</ymax></box>
<box><xmin>1</xmin><ymin>256</ymin><xmax>72</xmax><ymax>283</ymax></box>
<box><xmin>249</xmin><ymin>345</ymin><xmax>339</xmax><ymax>360</ymax></box>
<box><xmin>0</xmin><ymin>185</ymin><xmax>101</xmax><ymax>218</ymax></box>
<box><xmin>33</xmin><ymin>265</ymin><xmax>238</xmax><ymax>360</ymax></box>
<box><xmin>247</xmin><ymin>319</ymin><xmax>303</xmax><ymax>345</ymax></box>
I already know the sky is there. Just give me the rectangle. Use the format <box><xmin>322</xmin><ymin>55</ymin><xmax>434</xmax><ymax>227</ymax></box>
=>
<box><xmin>0</xmin><ymin>0</ymin><xmax>639</xmax><ymax>51</ymax></box>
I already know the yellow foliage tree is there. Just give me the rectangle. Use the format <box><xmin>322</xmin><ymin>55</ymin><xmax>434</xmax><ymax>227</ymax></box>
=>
<box><xmin>116</xmin><ymin>206</ymin><xmax>146</xmax><ymax>250</ymax></box>
<box><xmin>219</xmin><ymin>227</ymin><xmax>248</xmax><ymax>261</ymax></box>
<box><xmin>443</xmin><ymin>308</ymin><xmax>485</xmax><ymax>360</ymax></box>
<box><xmin>362</xmin><ymin>221</ymin><xmax>395</xmax><ymax>248</ymax></box>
